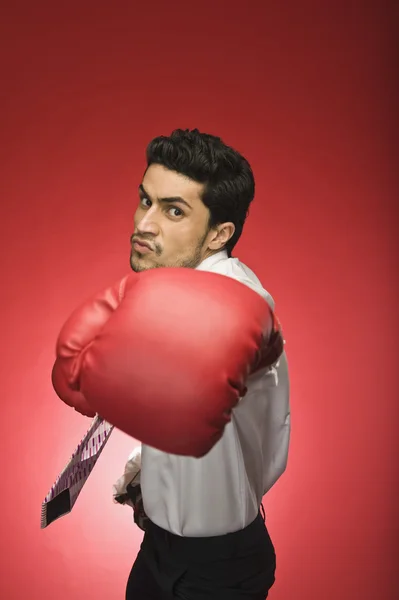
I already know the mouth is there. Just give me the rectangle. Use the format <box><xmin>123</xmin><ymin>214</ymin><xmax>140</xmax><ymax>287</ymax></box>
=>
<box><xmin>132</xmin><ymin>239</ymin><xmax>154</xmax><ymax>254</ymax></box>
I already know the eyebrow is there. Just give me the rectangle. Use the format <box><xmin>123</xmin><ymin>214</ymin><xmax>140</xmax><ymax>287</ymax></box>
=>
<box><xmin>139</xmin><ymin>184</ymin><xmax>192</xmax><ymax>210</ymax></box>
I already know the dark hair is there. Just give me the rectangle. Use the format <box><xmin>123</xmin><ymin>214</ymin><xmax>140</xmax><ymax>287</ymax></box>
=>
<box><xmin>146</xmin><ymin>128</ymin><xmax>255</xmax><ymax>256</ymax></box>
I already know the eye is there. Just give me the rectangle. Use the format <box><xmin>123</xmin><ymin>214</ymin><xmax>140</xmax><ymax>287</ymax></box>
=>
<box><xmin>140</xmin><ymin>197</ymin><xmax>151</xmax><ymax>208</ymax></box>
<box><xmin>168</xmin><ymin>206</ymin><xmax>184</xmax><ymax>218</ymax></box>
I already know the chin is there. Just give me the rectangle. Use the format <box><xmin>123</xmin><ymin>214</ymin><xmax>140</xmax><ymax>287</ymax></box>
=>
<box><xmin>130</xmin><ymin>254</ymin><xmax>157</xmax><ymax>272</ymax></box>
<box><xmin>130</xmin><ymin>260</ymin><xmax>148</xmax><ymax>273</ymax></box>
<box><xmin>130</xmin><ymin>250</ymin><xmax>204</xmax><ymax>272</ymax></box>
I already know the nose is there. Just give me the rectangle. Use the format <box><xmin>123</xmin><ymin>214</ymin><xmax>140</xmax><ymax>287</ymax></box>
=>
<box><xmin>135</xmin><ymin>207</ymin><xmax>160</xmax><ymax>236</ymax></box>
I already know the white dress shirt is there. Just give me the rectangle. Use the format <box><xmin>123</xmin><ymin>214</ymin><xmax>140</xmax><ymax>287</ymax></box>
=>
<box><xmin>139</xmin><ymin>250</ymin><xmax>291</xmax><ymax>537</ymax></box>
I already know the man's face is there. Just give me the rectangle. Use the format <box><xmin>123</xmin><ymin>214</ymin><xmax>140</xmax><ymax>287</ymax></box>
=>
<box><xmin>130</xmin><ymin>164</ymin><xmax>216</xmax><ymax>272</ymax></box>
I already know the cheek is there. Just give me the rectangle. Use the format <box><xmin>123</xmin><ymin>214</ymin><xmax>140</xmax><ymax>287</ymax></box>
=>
<box><xmin>166</xmin><ymin>225</ymin><xmax>203</xmax><ymax>254</ymax></box>
<box><xmin>133</xmin><ymin>208</ymin><xmax>142</xmax><ymax>229</ymax></box>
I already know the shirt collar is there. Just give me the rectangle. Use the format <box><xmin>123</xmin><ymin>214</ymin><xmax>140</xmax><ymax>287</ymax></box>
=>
<box><xmin>196</xmin><ymin>250</ymin><xmax>229</xmax><ymax>271</ymax></box>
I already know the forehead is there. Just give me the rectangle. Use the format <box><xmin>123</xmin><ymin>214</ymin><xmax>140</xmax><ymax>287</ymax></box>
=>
<box><xmin>142</xmin><ymin>164</ymin><xmax>205</xmax><ymax>205</ymax></box>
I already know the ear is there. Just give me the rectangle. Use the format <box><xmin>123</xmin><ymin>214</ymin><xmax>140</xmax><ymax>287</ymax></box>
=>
<box><xmin>207</xmin><ymin>222</ymin><xmax>235</xmax><ymax>251</ymax></box>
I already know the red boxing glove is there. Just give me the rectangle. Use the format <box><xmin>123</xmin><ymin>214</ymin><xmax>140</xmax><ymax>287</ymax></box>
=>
<box><xmin>52</xmin><ymin>268</ymin><xmax>283</xmax><ymax>457</ymax></box>
<box><xmin>51</xmin><ymin>276</ymin><xmax>129</xmax><ymax>417</ymax></box>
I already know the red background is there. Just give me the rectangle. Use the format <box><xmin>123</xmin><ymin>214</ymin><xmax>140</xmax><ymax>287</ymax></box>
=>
<box><xmin>0</xmin><ymin>2</ymin><xmax>397</xmax><ymax>598</ymax></box>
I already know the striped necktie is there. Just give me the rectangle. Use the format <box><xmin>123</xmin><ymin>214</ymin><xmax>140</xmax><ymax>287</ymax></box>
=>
<box><xmin>41</xmin><ymin>415</ymin><xmax>113</xmax><ymax>529</ymax></box>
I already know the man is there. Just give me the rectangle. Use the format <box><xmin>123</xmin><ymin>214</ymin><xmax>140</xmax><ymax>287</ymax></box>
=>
<box><xmin>122</xmin><ymin>129</ymin><xmax>291</xmax><ymax>599</ymax></box>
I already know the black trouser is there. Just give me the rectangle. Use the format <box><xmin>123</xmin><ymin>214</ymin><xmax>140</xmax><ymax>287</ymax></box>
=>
<box><xmin>126</xmin><ymin>511</ymin><xmax>276</xmax><ymax>599</ymax></box>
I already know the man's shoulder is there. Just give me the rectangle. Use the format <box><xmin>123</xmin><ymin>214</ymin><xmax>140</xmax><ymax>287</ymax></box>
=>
<box><xmin>197</xmin><ymin>252</ymin><xmax>275</xmax><ymax>310</ymax></box>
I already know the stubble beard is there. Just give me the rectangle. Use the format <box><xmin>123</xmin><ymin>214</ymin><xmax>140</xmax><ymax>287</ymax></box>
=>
<box><xmin>130</xmin><ymin>231</ymin><xmax>208</xmax><ymax>273</ymax></box>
